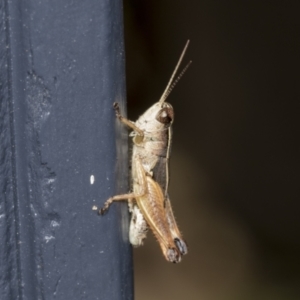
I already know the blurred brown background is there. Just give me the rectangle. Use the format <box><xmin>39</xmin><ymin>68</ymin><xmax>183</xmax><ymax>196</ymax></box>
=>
<box><xmin>124</xmin><ymin>1</ymin><xmax>300</xmax><ymax>299</ymax></box>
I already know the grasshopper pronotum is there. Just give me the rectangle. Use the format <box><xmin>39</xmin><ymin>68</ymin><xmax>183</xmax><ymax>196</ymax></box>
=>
<box><xmin>94</xmin><ymin>41</ymin><xmax>191</xmax><ymax>263</ymax></box>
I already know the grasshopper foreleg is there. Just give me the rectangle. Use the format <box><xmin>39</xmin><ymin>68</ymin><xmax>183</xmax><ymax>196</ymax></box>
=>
<box><xmin>113</xmin><ymin>102</ymin><xmax>144</xmax><ymax>137</ymax></box>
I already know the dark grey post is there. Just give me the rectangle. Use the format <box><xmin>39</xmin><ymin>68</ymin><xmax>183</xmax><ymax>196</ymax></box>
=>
<box><xmin>0</xmin><ymin>0</ymin><xmax>133</xmax><ymax>299</ymax></box>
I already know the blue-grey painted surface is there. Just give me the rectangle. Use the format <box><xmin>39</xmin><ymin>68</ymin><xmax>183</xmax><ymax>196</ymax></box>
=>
<box><xmin>0</xmin><ymin>0</ymin><xmax>133</xmax><ymax>299</ymax></box>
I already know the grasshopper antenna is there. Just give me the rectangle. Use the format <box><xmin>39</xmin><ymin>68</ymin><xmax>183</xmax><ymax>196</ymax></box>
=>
<box><xmin>159</xmin><ymin>40</ymin><xmax>191</xmax><ymax>104</ymax></box>
<box><xmin>162</xmin><ymin>60</ymin><xmax>192</xmax><ymax>101</ymax></box>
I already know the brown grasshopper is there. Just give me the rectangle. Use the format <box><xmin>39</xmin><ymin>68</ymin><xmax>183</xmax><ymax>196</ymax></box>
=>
<box><xmin>94</xmin><ymin>41</ymin><xmax>191</xmax><ymax>263</ymax></box>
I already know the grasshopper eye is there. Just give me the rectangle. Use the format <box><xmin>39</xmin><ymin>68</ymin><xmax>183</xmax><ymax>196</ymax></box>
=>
<box><xmin>156</xmin><ymin>107</ymin><xmax>174</xmax><ymax>124</ymax></box>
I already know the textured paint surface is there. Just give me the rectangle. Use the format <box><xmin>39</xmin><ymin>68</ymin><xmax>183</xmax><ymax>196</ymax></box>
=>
<box><xmin>0</xmin><ymin>0</ymin><xmax>133</xmax><ymax>299</ymax></box>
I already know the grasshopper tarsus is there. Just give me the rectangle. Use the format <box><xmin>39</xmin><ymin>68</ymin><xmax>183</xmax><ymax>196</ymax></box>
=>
<box><xmin>166</xmin><ymin>247</ymin><xmax>181</xmax><ymax>263</ymax></box>
<box><xmin>92</xmin><ymin>202</ymin><xmax>110</xmax><ymax>215</ymax></box>
<box><xmin>113</xmin><ymin>102</ymin><xmax>119</xmax><ymax>111</ymax></box>
<box><xmin>99</xmin><ymin>208</ymin><xmax>107</xmax><ymax>215</ymax></box>
<box><xmin>174</xmin><ymin>238</ymin><xmax>188</xmax><ymax>255</ymax></box>
<box><xmin>113</xmin><ymin>102</ymin><xmax>122</xmax><ymax>119</ymax></box>
<box><xmin>99</xmin><ymin>199</ymin><xmax>112</xmax><ymax>215</ymax></box>
<box><xmin>92</xmin><ymin>205</ymin><xmax>106</xmax><ymax>216</ymax></box>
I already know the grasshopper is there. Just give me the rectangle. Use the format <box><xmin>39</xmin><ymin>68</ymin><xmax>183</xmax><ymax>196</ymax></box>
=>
<box><xmin>94</xmin><ymin>41</ymin><xmax>191</xmax><ymax>263</ymax></box>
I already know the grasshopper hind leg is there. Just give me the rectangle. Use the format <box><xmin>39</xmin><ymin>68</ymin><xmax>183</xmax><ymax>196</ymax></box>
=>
<box><xmin>165</xmin><ymin>196</ymin><xmax>188</xmax><ymax>255</ymax></box>
<box><xmin>174</xmin><ymin>238</ymin><xmax>188</xmax><ymax>256</ymax></box>
<box><xmin>166</xmin><ymin>247</ymin><xmax>182</xmax><ymax>264</ymax></box>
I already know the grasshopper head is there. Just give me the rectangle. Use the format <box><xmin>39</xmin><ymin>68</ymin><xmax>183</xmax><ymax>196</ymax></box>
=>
<box><xmin>135</xmin><ymin>40</ymin><xmax>191</xmax><ymax>134</ymax></box>
<box><xmin>136</xmin><ymin>101</ymin><xmax>174</xmax><ymax>133</ymax></box>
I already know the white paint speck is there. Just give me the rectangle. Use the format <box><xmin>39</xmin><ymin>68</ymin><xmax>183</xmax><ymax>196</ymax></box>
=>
<box><xmin>50</xmin><ymin>220</ymin><xmax>60</xmax><ymax>228</ymax></box>
<box><xmin>90</xmin><ymin>175</ymin><xmax>95</xmax><ymax>185</ymax></box>
<box><xmin>44</xmin><ymin>235</ymin><xmax>55</xmax><ymax>243</ymax></box>
<box><xmin>47</xmin><ymin>178</ymin><xmax>55</xmax><ymax>184</ymax></box>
